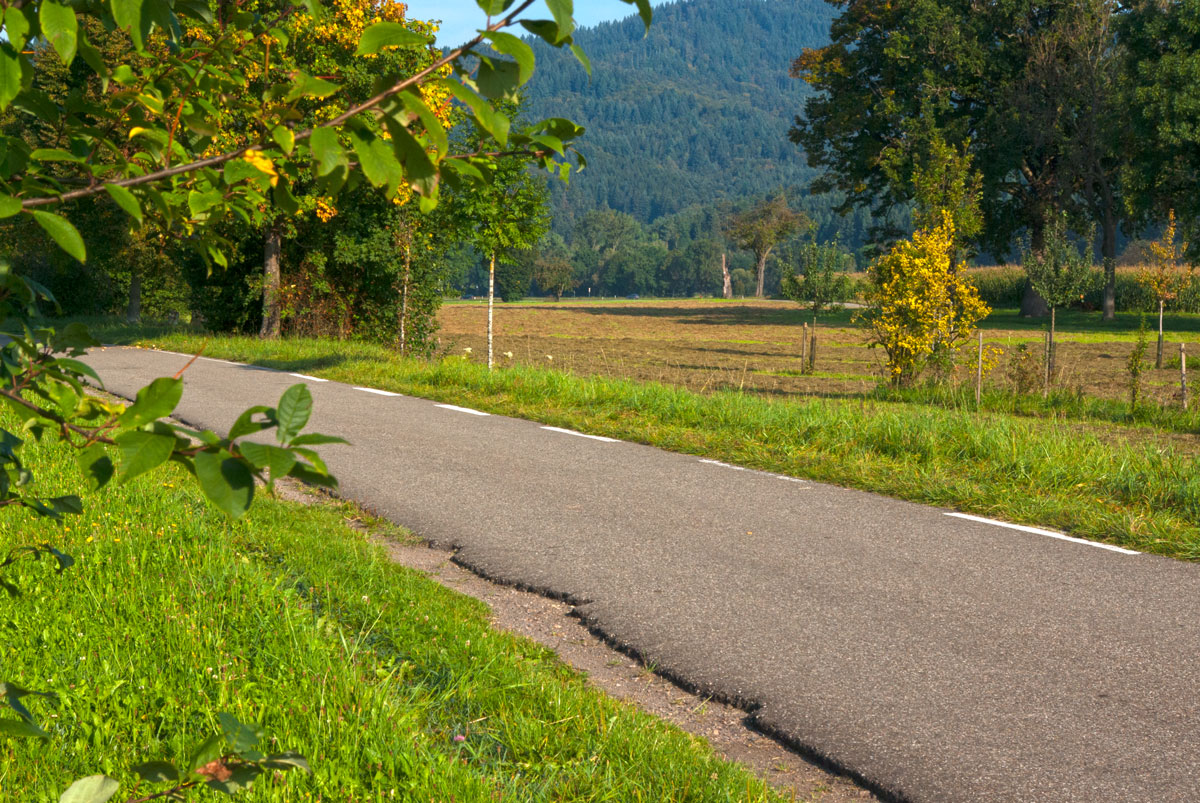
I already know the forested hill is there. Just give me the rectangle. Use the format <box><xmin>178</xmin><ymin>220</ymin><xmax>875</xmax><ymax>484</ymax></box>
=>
<box><xmin>523</xmin><ymin>0</ymin><xmax>836</xmax><ymax>229</ymax></box>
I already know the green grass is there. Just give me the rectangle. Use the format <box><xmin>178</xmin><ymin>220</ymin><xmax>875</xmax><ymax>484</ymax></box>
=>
<box><xmin>0</xmin><ymin>412</ymin><xmax>792</xmax><ymax>801</ymax></box>
<box><xmin>83</xmin><ymin>327</ymin><xmax>1200</xmax><ymax>560</ymax></box>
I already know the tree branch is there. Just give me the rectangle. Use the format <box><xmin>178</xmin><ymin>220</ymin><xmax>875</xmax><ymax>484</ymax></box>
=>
<box><xmin>19</xmin><ymin>0</ymin><xmax>542</xmax><ymax>211</ymax></box>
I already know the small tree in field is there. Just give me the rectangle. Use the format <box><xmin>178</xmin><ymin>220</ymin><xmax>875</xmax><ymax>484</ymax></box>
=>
<box><xmin>779</xmin><ymin>240</ymin><xmax>854</xmax><ymax>321</ymax></box>
<box><xmin>862</xmin><ymin>213</ymin><xmax>990</xmax><ymax>386</ymax></box>
<box><xmin>1022</xmin><ymin>212</ymin><xmax>1097</xmax><ymax>382</ymax></box>
<box><xmin>1138</xmin><ymin>209</ymin><xmax>1193</xmax><ymax>368</ymax></box>
<box><xmin>724</xmin><ymin>196</ymin><xmax>809</xmax><ymax>297</ymax></box>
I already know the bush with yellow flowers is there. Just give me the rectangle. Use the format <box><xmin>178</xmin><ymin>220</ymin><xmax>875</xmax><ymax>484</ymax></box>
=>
<box><xmin>862</xmin><ymin>212</ymin><xmax>990</xmax><ymax>386</ymax></box>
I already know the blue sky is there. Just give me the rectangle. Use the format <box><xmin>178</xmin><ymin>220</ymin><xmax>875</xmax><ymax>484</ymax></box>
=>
<box><xmin>402</xmin><ymin>1</ymin><xmax>667</xmax><ymax>48</ymax></box>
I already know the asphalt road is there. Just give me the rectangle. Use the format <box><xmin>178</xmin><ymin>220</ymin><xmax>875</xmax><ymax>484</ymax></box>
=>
<box><xmin>83</xmin><ymin>346</ymin><xmax>1200</xmax><ymax>803</ymax></box>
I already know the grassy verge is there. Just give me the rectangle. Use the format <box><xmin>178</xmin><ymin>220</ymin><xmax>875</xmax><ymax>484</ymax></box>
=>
<box><xmin>84</xmin><ymin>327</ymin><xmax>1200</xmax><ymax>560</ymax></box>
<box><xmin>1</xmin><ymin>410</ymin><xmax>791</xmax><ymax>801</ymax></box>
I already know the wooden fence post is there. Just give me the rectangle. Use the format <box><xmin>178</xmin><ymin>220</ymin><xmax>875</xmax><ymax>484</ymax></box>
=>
<box><xmin>976</xmin><ymin>330</ymin><xmax>983</xmax><ymax>407</ymax></box>
<box><xmin>1181</xmin><ymin>343</ymin><xmax>1188</xmax><ymax>411</ymax></box>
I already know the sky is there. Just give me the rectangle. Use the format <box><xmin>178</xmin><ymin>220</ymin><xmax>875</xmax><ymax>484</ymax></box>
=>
<box><xmin>401</xmin><ymin>1</ymin><xmax>667</xmax><ymax>48</ymax></box>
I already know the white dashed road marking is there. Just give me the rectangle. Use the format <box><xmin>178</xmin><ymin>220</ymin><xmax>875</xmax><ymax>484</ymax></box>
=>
<box><xmin>436</xmin><ymin>403</ymin><xmax>489</xmax><ymax>416</ymax></box>
<box><xmin>354</xmin><ymin>387</ymin><xmax>401</xmax><ymax>397</ymax></box>
<box><xmin>700</xmin><ymin>458</ymin><xmax>746</xmax><ymax>471</ymax></box>
<box><xmin>290</xmin><ymin>373</ymin><xmax>328</xmax><ymax>382</ymax></box>
<box><xmin>540</xmin><ymin>426</ymin><xmax>617</xmax><ymax>442</ymax></box>
<box><xmin>945</xmin><ymin>512</ymin><xmax>1139</xmax><ymax>555</ymax></box>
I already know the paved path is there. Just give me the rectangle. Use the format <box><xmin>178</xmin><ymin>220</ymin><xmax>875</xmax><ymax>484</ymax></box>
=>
<box><xmin>84</xmin><ymin>346</ymin><xmax>1200</xmax><ymax>803</ymax></box>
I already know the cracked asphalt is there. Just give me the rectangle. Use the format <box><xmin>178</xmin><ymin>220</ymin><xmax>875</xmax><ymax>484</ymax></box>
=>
<box><xmin>84</xmin><ymin>345</ymin><xmax>1200</xmax><ymax>803</ymax></box>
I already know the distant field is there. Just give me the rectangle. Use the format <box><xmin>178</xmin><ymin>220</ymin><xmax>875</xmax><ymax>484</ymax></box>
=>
<box><xmin>438</xmin><ymin>298</ymin><xmax>1200</xmax><ymax>407</ymax></box>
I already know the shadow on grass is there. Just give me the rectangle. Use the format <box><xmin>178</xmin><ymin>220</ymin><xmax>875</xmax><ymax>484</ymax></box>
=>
<box><xmin>526</xmin><ymin>303</ymin><xmax>861</xmax><ymax>328</ymax></box>
<box><xmin>984</xmin><ymin>308</ymin><xmax>1200</xmax><ymax>335</ymax></box>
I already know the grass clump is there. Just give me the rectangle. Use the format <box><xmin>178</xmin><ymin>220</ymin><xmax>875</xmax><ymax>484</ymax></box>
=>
<box><xmin>0</xmin><ymin>409</ymin><xmax>788</xmax><ymax>801</ymax></box>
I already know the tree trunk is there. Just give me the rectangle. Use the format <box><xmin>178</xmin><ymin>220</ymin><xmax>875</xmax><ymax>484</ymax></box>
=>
<box><xmin>1020</xmin><ymin>222</ymin><xmax>1050</xmax><ymax>318</ymax></box>
<box><xmin>260</xmin><ymin>224</ymin><xmax>282</xmax><ymax>339</ymax></box>
<box><xmin>721</xmin><ymin>253</ymin><xmax>732</xmax><ymax>299</ymax></box>
<box><xmin>487</xmin><ymin>252</ymin><xmax>495</xmax><ymax>370</ymax></box>
<box><xmin>1101</xmin><ymin>202</ymin><xmax>1117</xmax><ymax>321</ymax></box>
<box><xmin>1157</xmin><ymin>299</ymin><xmax>1165</xmax><ymax>370</ymax></box>
<box><xmin>398</xmin><ymin>244</ymin><xmax>410</xmax><ymax>355</ymax></box>
<box><xmin>126</xmin><ymin>270</ymin><xmax>142</xmax><ymax>324</ymax></box>
<box><xmin>755</xmin><ymin>252</ymin><xmax>767</xmax><ymax>298</ymax></box>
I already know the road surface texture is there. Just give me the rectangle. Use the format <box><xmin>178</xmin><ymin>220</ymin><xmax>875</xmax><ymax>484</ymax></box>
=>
<box><xmin>84</xmin><ymin>346</ymin><xmax>1200</xmax><ymax>803</ymax></box>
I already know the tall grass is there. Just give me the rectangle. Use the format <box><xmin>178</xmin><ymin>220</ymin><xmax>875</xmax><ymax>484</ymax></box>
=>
<box><xmin>101</xmin><ymin>331</ymin><xmax>1200</xmax><ymax>559</ymax></box>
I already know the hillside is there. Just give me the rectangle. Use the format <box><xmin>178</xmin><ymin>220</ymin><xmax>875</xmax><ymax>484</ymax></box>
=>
<box><xmin>524</xmin><ymin>0</ymin><xmax>836</xmax><ymax>229</ymax></box>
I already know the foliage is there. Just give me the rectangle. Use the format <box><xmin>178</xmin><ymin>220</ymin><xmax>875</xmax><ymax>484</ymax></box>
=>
<box><xmin>1022</xmin><ymin>213</ymin><xmax>1097</xmax><ymax>312</ymax></box>
<box><xmin>723</xmin><ymin>195</ymin><xmax>809</xmax><ymax>298</ymax></box>
<box><xmin>1138</xmin><ymin>210</ymin><xmax>1193</xmax><ymax>310</ymax></box>
<box><xmin>1006</xmin><ymin>343</ymin><xmax>1043</xmax><ymax>396</ymax></box>
<box><xmin>779</xmin><ymin>240</ymin><xmax>853</xmax><ymax>313</ymax></box>
<box><xmin>862</xmin><ymin>214</ymin><xmax>990</xmax><ymax>386</ymax></box>
<box><xmin>1128</xmin><ymin>319</ymin><xmax>1150</xmax><ymax>412</ymax></box>
<box><xmin>524</xmin><ymin>0</ymin><xmax>836</xmax><ymax>224</ymax></box>
<box><xmin>792</xmin><ymin>0</ymin><xmax>1128</xmax><ymax>266</ymax></box>
<box><xmin>531</xmin><ymin>234</ymin><xmax>576</xmax><ymax>300</ymax></box>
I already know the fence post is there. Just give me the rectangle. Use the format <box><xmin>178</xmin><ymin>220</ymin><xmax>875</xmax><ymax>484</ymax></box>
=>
<box><xmin>809</xmin><ymin>330</ymin><xmax>817</xmax><ymax>373</ymax></box>
<box><xmin>976</xmin><ymin>330</ymin><xmax>983</xmax><ymax>407</ymax></box>
<box><xmin>801</xmin><ymin>322</ymin><xmax>808</xmax><ymax>372</ymax></box>
<box><xmin>1043</xmin><ymin>331</ymin><xmax>1051</xmax><ymax>398</ymax></box>
<box><xmin>1182</xmin><ymin>343</ymin><xmax>1188</xmax><ymax>411</ymax></box>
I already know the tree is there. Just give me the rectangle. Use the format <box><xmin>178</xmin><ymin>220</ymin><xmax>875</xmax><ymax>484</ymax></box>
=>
<box><xmin>862</xmin><ymin>213</ymin><xmax>990</xmax><ymax>386</ymax></box>
<box><xmin>1122</xmin><ymin>1</ymin><xmax>1200</xmax><ymax>262</ymax></box>
<box><xmin>532</xmin><ymin>233</ymin><xmax>576</xmax><ymax>300</ymax></box>
<box><xmin>723</xmin><ymin>195</ymin><xmax>808</xmax><ymax>298</ymax></box>
<box><xmin>0</xmin><ymin>0</ymin><xmax>652</xmax><ymax>796</ymax></box>
<box><xmin>779</xmin><ymin>240</ymin><xmax>853</xmax><ymax>319</ymax></box>
<box><xmin>1137</xmin><ymin>210</ymin><xmax>1193</xmax><ymax>369</ymax></box>
<box><xmin>1021</xmin><ymin>212</ymin><xmax>1097</xmax><ymax>383</ymax></box>
<box><xmin>792</xmin><ymin>0</ymin><xmax>1128</xmax><ymax>315</ymax></box>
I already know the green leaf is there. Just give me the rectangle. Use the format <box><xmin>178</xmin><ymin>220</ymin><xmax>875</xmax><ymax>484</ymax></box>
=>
<box><xmin>349</xmin><ymin>131</ymin><xmax>403</xmax><ymax>195</ymax></box>
<box><xmin>115</xmin><ymin>431</ymin><xmax>175</xmax><ymax>484</ymax></box>
<box><xmin>309</xmin><ymin>127</ymin><xmax>344</xmax><ymax>177</ymax></box>
<box><xmin>31</xmin><ymin>212</ymin><xmax>86</xmax><ymax>263</ymax></box>
<box><xmin>0</xmin><ymin>196</ymin><xmax>21</xmax><ymax>219</ymax></box>
<box><xmin>285</xmin><ymin>72</ymin><xmax>340</xmax><ymax>102</ymax></box>
<box><xmin>273</xmin><ymin>179</ymin><xmax>299</xmax><ymax>215</ymax></box>
<box><xmin>229</xmin><ymin>405</ymin><xmax>274</xmax><ymax>439</ymax></box>
<box><xmin>131</xmin><ymin>761</ymin><xmax>178</xmax><ymax>783</ymax></box>
<box><xmin>193</xmin><ymin>451</ymin><xmax>254</xmax><ymax>518</ymax></box>
<box><xmin>355</xmin><ymin>22</ymin><xmax>429</xmax><ymax>55</ymax></box>
<box><xmin>569</xmin><ymin>43</ymin><xmax>592</xmax><ymax>77</ymax></box>
<box><xmin>205</xmin><ymin>765</ymin><xmax>260</xmax><ymax>794</ymax></box>
<box><xmin>238</xmin><ymin>442</ymin><xmax>296</xmax><ymax>480</ymax></box>
<box><xmin>59</xmin><ymin>775</ymin><xmax>118</xmax><ymax>803</ymax></box>
<box><xmin>223</xmin><ymin>158</ymin><xmax>266</xmax><ymax>185</ymax></box>
<box><xmin>543</xmin><ymin>0</ymin><xmax>574</xmax><ymax>42</ymax></box>
<box><xmin>271</xmin><ymin>125</ymin><xmax>295</xmax><ymax>155</ymax></box>
<box><xmin>104</xmin><ymin>185</ymin><xmax>141</xmax><ymax>224</ymax></box>
<box><xmin>118</xmin><ymin>377</ymin><xmax>183</xmax><ymax>428</ymax></box>
<box><xmin>620</xmin><ymin>0</ymin><xmax>652</xmax><ymax>31</ymax></box>
<box><xmin>0</xmin><ymin>44</ymin><xmax>22</xmax><ymax>112</ymax></box>
<box><xmin>78</xmin><ymin>445</ymin><xmax>114</xmax><ymax>491</ymax></box>
<box><xmin>519</xmin><ymin>19</ymin><xmax>560</xmax><ymax>44</ymax></box>
<box><xmin>0</xmin><ymin>718</ymin><xmax>46</xmax><ymax>738</ymax></box>
<box><xmin>398</xmin><ymin>90</ymin><xmax>448</xmax><ymax>158</ymax></box>
<box><xmin>275</xmin><ymin>384</ymin><xmax>312</xmax><ymax>442</ymax></box>
<box><xmin>262</xmin><ymin>751</ymin><xmax>312</xmax><ymax>774</ymax></box>
<box><xmin>29</xmin><ymin>148</ymin><xmax>82</xmax><ymax>162</ymax></box>
<box><xmin>443</xmin><ymin>80</ymin><xmax>509</xmax><ymax>145</ymax></box>
<box><xmin>484</xmin><ymin>32</ymin><xmax>534</xmax><ymax>85</ymax></box>
<box><xmin>287</xmin><ymin>433</ymin><xmax>347</xmax><ymax>446</ymax></box>
<box><xmin>218</xmin><ymin>712</ymin><xmax>263</xmax><ymax>755</ymax></box>
<box><xmin>476</xmin><ymin>57</ymin><xmax>521</xmax><ymax>101</ymax></box>
<box><xmin>174</xmin><ymin>0</ymin><xmax>212</xmax><ymax>23</ymax></box>
<box><xmin>4</xmin><ymin>8</ymin><xmax>30</xmax><ymax>50</ymax></box>
<box><xmin>111</xmin><ymin>0</ymin><xmax>145</xmax><ymax>50</ymax></box>
<box><xmin>474</xmin><ymin>0</ymin><xmax>514</xmax><ymax>14</ymax></box>
<box><xmin>40</xmin><ymin>0</ymin><xmax>78</xmax><ymax>65</ymax></box>
<box><xmin>188</xmin><ymin>733</ymin><xmax>223</xmax><ymax>773</ymax></box>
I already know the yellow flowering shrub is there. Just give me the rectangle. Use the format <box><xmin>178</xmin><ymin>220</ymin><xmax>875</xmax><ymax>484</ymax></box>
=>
<box><xmin>1139</xmin><ymin>208</ymin><xmax>1192</xmax><ymax>307</ymax></box>
<box><xmin>863</xmin><ymin>212</ymin><xmax>990</xmax><ymax>386</ymax></box>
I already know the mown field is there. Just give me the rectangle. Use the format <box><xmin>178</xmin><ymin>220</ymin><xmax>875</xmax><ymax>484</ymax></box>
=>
<box><xmin>438</xmin><ymin>298</ymin><xmax>1200</xmax><ymax>411</ymax></box>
